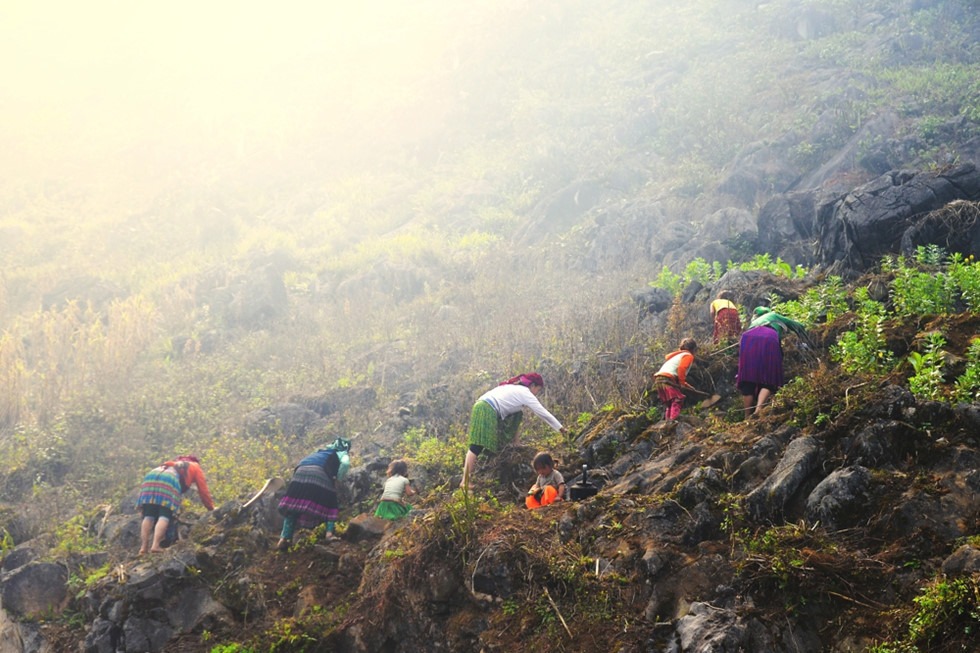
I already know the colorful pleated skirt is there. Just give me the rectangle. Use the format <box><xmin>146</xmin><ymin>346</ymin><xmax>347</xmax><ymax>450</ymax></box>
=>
<box><xmin>136</xmin><ymin>466</ymin><xmax>182</xmax><ymax>512</ymax></box>
<box><xmin>277</xmin><ymin>464</ymin><xmax>339</xmax><ymax>529</ymax></box>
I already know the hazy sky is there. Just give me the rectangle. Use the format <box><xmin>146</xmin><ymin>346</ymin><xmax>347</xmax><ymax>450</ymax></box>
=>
<box><xmin>0</xmin><ymin>1</ymin><xmax>496</xmax><ymax>182</ymax></box>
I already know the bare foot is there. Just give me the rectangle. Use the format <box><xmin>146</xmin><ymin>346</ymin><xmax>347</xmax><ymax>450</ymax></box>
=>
<box><xmin>149</xmin><ymin>548</ymin><xmax>165</xmax><ymax>553</ymax></box>
<box><xmin>138</xmin><ymin>549</ymin><xmax>147</xmax><ymax>556</ymax></box>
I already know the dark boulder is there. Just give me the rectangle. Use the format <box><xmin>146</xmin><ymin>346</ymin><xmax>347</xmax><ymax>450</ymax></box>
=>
<box><xmin>942</xmin><ymin>545</ymin><xmax>980</xmax><ymax>575</ymax></box>
<box><xmin>817</xmin><ymin>164</ymin><xmax>980</xmax><ymax>273</ymax></box>
<box><xmin>629</xmin><ymin>286</ymin><xmax>673</xmax><ymax>315</ymax></box>
<box><xmin>805</xmin><ymin>465</ymin><xmax>872</xmax><ymax>530</ymax></box>
<box><xmin>757</xmin><ymin>189</ymin><xmax>839</xmax><ymax>264</ymax></box>
<box><xmin>0</xmin><ymin>562</ymin><xmax>68</xmax><ymax>618</ymax></box>
<box><xmin>745</xmin><ymin>433</ymin><xmax>824</xmax><ymax>522</ymax></box>
<box><xmin>845</xmin><ymin>420</ymin><xmax>923</xmax><ymax>468</ymax></box>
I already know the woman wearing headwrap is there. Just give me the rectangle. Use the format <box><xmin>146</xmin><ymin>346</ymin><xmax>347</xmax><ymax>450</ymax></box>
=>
<box><xmin>737</xmin><ymin>307</ymin><xmax>808</xmax><ymax>417</ymax></box>
<box><xmin>461</xmin><ymin>373</ymin><xmax>566</xmax><ymax>489</ymax></box>
<box><xmin>135</xmin><ymin>455</ymin><xmax>214</xmax><ymax>554</ymax></box>
<box><xmin>277</xmin><ymin>439</ymin><xmax>351</xmax><ymax>551</ymax></box>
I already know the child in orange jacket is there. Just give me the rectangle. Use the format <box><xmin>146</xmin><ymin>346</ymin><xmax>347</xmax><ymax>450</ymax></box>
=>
<box><xmin>525</xmin><ymin>451</ymin><xmax>566</xmax><ymax>509</ymax></box>
<box><xmin>652</xmin><ymin>338</ymin><xmax>698</xmax><ymax>421</ymax></box>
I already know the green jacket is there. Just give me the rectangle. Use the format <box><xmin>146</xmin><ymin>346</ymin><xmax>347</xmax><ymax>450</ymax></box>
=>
<box><xmin>749</xmin><ymin>310</ymin><xmax>807</xmax><ymax>341</ymax></box>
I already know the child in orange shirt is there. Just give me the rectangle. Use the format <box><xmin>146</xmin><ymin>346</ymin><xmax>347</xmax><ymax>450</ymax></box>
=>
<box><xmin>525</xmin><ymin>452</ymin><xmax>566</xmax><ymax>509</ymax></box>
<box><xmin>652</xmin><ymin>338</ymin><xmax>698</xmax><ymax>421</ymax></box>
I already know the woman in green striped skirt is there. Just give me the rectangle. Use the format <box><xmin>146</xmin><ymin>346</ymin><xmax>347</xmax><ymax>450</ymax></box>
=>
<box><xmin>461</xmin><ymin>372</ymin><xmax>566</xmax><ymax>489</ymax></box>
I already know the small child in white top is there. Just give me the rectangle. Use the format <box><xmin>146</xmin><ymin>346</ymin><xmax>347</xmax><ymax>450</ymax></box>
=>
<box><xmin>374</xmin><ymin>459</ymin><xmax>416</xmax><ymax>520</ymax></box>
<box><xmin>525</xmin><ymin>451</ymin><xmax>565</xmax><ymax>509</ymax></box>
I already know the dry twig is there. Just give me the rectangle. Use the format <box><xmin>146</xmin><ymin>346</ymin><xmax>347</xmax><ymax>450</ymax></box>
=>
<box><xmin>543</xmin><ymin>587</ymin><xmax>573</xmax><ymax>639</ymax></box>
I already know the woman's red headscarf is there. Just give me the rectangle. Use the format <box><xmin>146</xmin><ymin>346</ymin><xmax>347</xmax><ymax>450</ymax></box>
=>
<box><xmin>500</xmin><ymin>372</ymin><xmax>544</xmax><ymax>387</ymax></box>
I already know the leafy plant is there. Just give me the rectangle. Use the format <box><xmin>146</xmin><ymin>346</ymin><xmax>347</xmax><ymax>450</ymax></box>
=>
<box><xmin>734</xmin><ymin>254</ymin><xmax>807</xmax><ymax>279</ymax></box>
<box><xmin>954</xmin><ymin>337</ymin><xmax>980</xmax><ymax>404</ymax></box>
<box><xmin>648</xmin><ymin>255</ymin><xmax>807</xmax><ymax>297</ymax></box>
<box><xmin>444</xmin><ymin>488</ymin><xmax>497</xmax><ymax>564</ymax></box>
<box><xmin>393</xmin><ymin>426</ymin><xmax>465</xmax><ymax>480</ymax></box>
<box><xmin>265</xmin><ymin>617</ymin><xmax>318</xmax><ymax>652</ymax></box>
<box><xmin>907</xmin><ymin>332</ymin><xmax>947</xmax><ymax>400</ymax></box>
<box><xmin>831</xmin><ymin>289</ymin><xmax>894</xmax><ymax>375</ymax></box>
<box><xmin>682</xmin><ymin>257</ymin><xmax>717</xmax><ymax>287</ymax></box>
<box><xmin>904</xmin><ymin>576</ymin><xmax>980</xmax><ymax>649</ymax></box>
<box><xmin>914</xmin><ymin>244</ymin><xmax>947</xmax><ymax>267</ymax></box>
<box><xmin>947</xmin><ymin>253</ymin><xmax>980</xmax><ymax>312</ymax></box>
<box><xmin>889</xmin><ymin>250</ymin><xmax>958</xmax><ymax>317</ymax></box>
<box><xmin>772</xmin><ymin>276</ymin><xmax>848</xmax><ymax>326</ymax></box>
<box><xmin>67</xmin><ymin>562</ymin><xmax>112</xmax><ymax>599</ymax></box>
<box><xmin>718</xmin><ymin>492</ymin><xmax>748</xmax><ymax>554</ymax></box>
<box><xmin>649</xmin><ymin>265</ymin><xmax>683</xmax><ymax>297</ymax></box>
<box><xmin>53</xmin><ymin>514</ymin><xmax>102</xmax><ymax>556</ymax></box>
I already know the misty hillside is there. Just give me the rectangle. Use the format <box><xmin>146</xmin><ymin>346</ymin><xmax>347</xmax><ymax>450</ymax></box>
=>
<box><xmin>1</xmin><ymin>0</ymin><xmax>980</xmax><ymax>651</ymax></box>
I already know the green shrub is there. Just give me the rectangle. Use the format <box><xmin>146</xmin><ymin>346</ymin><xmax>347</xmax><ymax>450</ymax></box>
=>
<box><xmin>394</xmin><ymin>426</ymin><xmax>466</xmax><ymax>480</ymax></box>
<box><xmin>772</xmin><ymin>276</ymin><xmax>848</xmax><ymax>326</ymax></box>
<box><xmin>892</xmin><ymin>267</ymin><xmax>956</xmax><ymax>317</ymax></box>
<box><xmin>906</xmin><ymin>576</ymin><xmax>980</xmax><ymax>649</ymax></box>
<box><xmin>649</xmin><ymin>255</ymin><xmax>807</xmax><ymax>296</ymax></box>
<box><xmin>53</xmin><ymin>514</ymin><xmax>102</xmax><ymax>556</ymax></box>
<box><xmin>887</xmin><ymin>248</ymin><xmax>958</xmax><ymax>317</ymax></box>
<box><xmin>954</xmin><ymin>338</ymin><xmax>980</xmax><ymax>404</ymax></box>
<box><xmin>948</xmin><ymin>253</ymin><xmax>980</xmax><ymax>312</ymax></box>
<box><xmin>831</xmin><ymin>289</ymin><xmax>894</xmax><ymax>375</ymax></box>
<box><xmin>907</xmin><ymin>332</ymin><xmax>947</xmax><ymax>400</ymax></box>
<box><xmin>683</xmin><ymin>257</ymin><xmax>717</xmax><ymax>287</ymax></box>
<box><xmin>734</xmin><ymin>254</ymin><xmax>806</xmax><ymax>279</ymax></box>
<box><xmin>649</xmin><ymin>265</ymin><xmax>684</xmax><ymax>297</ymax></box>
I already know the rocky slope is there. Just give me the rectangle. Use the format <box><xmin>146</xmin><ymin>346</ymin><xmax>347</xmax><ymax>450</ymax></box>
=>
<box><xmin>3</xmin><ymin>1</ymin><xmax>980</xmax><ymax>651</ymax></box>
<box><xmin>3</xmin><ymin>258</ymin><xmax>978</xmax><ymax>652</ymax></box>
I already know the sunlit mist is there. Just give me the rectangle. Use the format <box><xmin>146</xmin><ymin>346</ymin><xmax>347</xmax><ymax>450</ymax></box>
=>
<box><xmin>0</xmin><ymin>0</ymin><xmax>500</xmax><ymax>180</ymax></box>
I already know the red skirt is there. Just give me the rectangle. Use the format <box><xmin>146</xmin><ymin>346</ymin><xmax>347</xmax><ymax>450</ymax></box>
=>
<box><xmin>713</xmin><ymin>308</ymin><xmax>743</xmax><ymax>343</ymax></box>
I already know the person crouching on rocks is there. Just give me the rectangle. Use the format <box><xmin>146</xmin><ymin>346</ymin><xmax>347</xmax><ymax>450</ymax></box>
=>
<box><xmin>461</xmin><ymin>372</ymin><xmax>566</xmax><ymax>490</ymax></box>
<box><xmin>737</xmin><ymin>307</ymin><xmax>808</xmax><ymax>417</ymax></box>
<box><xmin>136</xmin><ymin>455</ymin><xmax>215</xmax><ymax>555</ymax></box>
<box><xmin>710</xmin><ymin>290</ymin><xmax>743</xmax><ymax>344</ymax></box>
<box><xmin>276</xmin><ymin>440</ymin><xmax>350</xmax><ymax>551</ymax></box>
<box><xmin>525</xmin><ymin>451</ymin><xmax>566</xmax><ymax>509</ymax></box>
<box><xmin>652</xmin><ymin>338</ymin><xmax>699</xmax><ymax>422</ymax></box>
<box><xmin>374</xmin><ymin>459</ymin><xmax>416</xmax><ymax>520</ymax></box>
